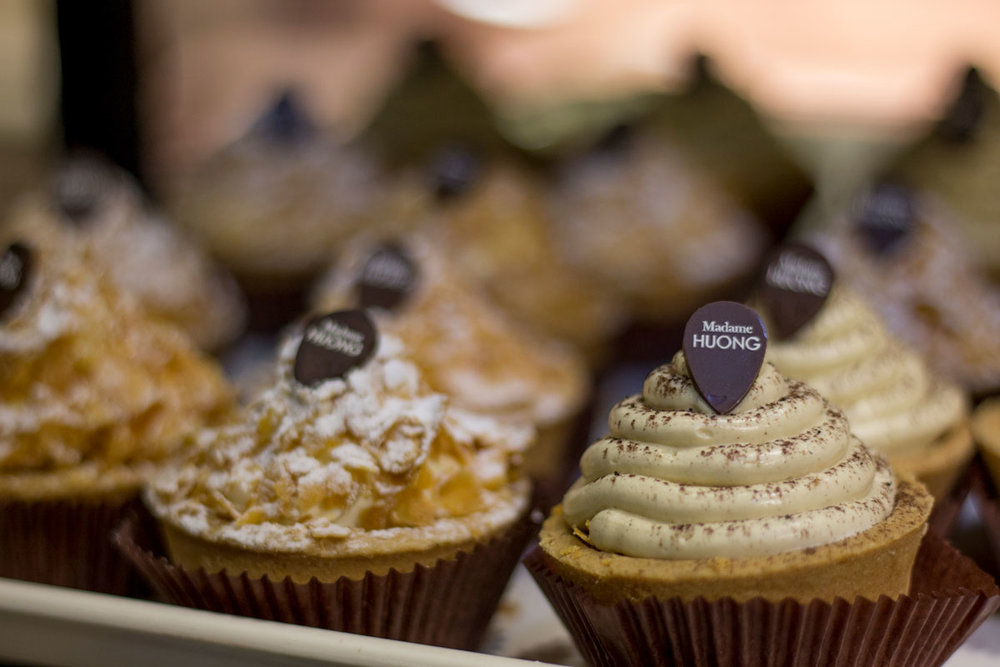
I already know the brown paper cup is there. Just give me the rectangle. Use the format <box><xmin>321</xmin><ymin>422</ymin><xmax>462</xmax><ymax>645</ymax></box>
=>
<box><xmin>115</xmin><ymin>510</ymin><xmax>536</xmax><ymax>650</ymax></box>
<box><xmin>525</xmin><ymin>535</ymin><xmax>999</xmax><ymax>667</ymax></box>
<box><xmin>0</xmin><ymin>495</ymin><xmax>149</xmax><ymax>596</ymax></box>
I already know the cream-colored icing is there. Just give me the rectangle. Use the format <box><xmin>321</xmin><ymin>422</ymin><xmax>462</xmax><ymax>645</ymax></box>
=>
<box><xmin>766</xmin><ymin>288</ymin><xmax>967</xmax><ymax>458</ymax></box>
<box><xmin>561</xmin><ymin>352</ymin><xmax>894</xmax><ymax>559</ymax></box>
<box><xmin>147</xmin><ymin>329</ymin><xmax>533</xmax><ymax>553</ymax></box>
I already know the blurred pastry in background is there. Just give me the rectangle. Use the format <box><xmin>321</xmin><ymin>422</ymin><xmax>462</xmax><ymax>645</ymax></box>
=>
<box><xmin>2</xmin><ymin>154</ymin><xmax>247</xmax><ymax>350</ymax></box>
<box><xmin>547</xmin><ymin>124</ymin><xmax>766</xmax><ymax>324</ymax></box>
<box><xmin>0</xmin><ymin>234</ymin><xmax>233</xmax><ymax>591</ymax></box>
<box><xmin>895</xmin><ymin>67</ymin><xmax>1000</xmax><ymax>282</ymax></box>
<box><xmin>816</xmin><ymin>181</ymin><xmax>1000</xmax><ymax>396</ymax></box>
<box><xmin>423</xmin><ymin>153</ymin><xmax>626</xmax><ymax>363</ymax></box>
<box><xmin>169</xmin><ymin>91</ymin><xmax>385</xmax><ymax>293</ymax></box>
<box><xmin>312</xmin><ymin>232</ymin><xmax>590</xmax><ymax>500</ymax></box>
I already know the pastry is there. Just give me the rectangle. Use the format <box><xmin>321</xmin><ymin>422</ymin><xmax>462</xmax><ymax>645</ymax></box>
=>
<box><xmin>170</xmin><ymin>92</ymin><xmax>385</xmax><ymax>289</ymax></box>
<box><xmin>132</xmin><ymin>310</ymin><xmax>534</xmax><ymax>648</ymax></box>
<box><xmin>0</xmin><ymin>236</ymin><xmax>234</xmax><ymax>591</ymax></box>
<box><xmin>312</xmin><ymin>233</ymin><xmax>589</xmax><ymax>499</ymax></box>
<box><xmin>816</xmin><ymin>182</ymin><xmax>1000</xmax><ymax>395</ymax></box>
<box><xmin>4</xmin><ymin>154</ymin><xmax>246</xmax><ymax>350</ymax></box>
<box><xmin>759</xmin><ymin>247</ymin><xmax>972</xmax><ymax>500</ymax></box>
<box><xmin>548</xmin><ymin>126</ymin><xmax>766</xmax><ymax>323</ymax></box>
<box><xmin>424</xmin><ymin>156</ymin><xmax>626</xmax><ymax>362</ymax></box>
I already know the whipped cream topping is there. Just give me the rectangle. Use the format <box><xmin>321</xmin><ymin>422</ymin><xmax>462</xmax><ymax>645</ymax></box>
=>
<box><xmin>312</xmin><ymin>233</ymin><xmax>588</xmax><ymax>425</ymax></box>
<box><xmin>766</xmin><ymin>289</ymin><xmax>967</xmax><ymax>459</ymax></box>
<box><xmin>0</xmin><ymin>241</ymin><xmax>233</xmax><ymax>472</ymax></box>
<box><xmin>561</xmin><ymin>352</ymin><xmax>895</xmax><ymax>559</ymax></box>
<box><xmin>148</xmin><ymin>331</ymin><xmax>533</xmax><ymax>553</ymax></box>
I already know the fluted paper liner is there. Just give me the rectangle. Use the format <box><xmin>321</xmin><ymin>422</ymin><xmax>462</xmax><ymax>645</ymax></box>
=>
<box><xmin>0</xmin><ymin>495</ymin><xmax>149</xmax><ymax>596</ymax></box>
<box><xmin>525</xmin><ymin>535</ymin><xmax>999</xmax><ymax>667</ymax></box>
<box><xmin>114</xmin><ymin>510</ymin><xmax>536</xmax><ymax>650</ymax></box>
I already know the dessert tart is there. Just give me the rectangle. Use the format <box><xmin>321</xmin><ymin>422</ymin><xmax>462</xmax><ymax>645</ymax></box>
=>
<box><xmin>816</xmin><ymin>183</ymin><xmax>1000</xmax><ymax>396</ymax></box>
<box><xmin>761</xmin><ymin>265</ymin><xmax>973</xmax><ymax>500</ymax></box>
<box><xmin>423</xmin><ymin>157</ymin><xmax>626</xmax><ymax>363</ymax></box>
<box><xmin>524</xmin><ymin>303</ymin><xmax>997</xmax><ymax>667</ymax></box>
<box><xmin>4</xmin><ymin>155</ymin><xmax>246</xmax><ymax>350</ymax></box>
<box><xmin>0</xmin><ymin>238</ymin><xmax>234</xmax><ymax>591</ymax></box>
<box><xmin>169</xmin><ymin>92</ymin><xmax>385</xmax><ymax>290</ymax></box>
<box><xmin>130</xmin><ymin>310</ymin><xmax>535</xmax><ymax>648</ymax></box>
<box><xmin>536</xmin><ymin>349</ymin><xmax>931</xmax><ymax>604</ymax></box>
<box><xmin>312</xmin><ymin>233</ymin><xmax>589</xmax><ymax>500</ymax></box>
<box><xmin>547</xmin><ymin>127</ymin><xmax>767</xmax><ymax>324</ymax></box>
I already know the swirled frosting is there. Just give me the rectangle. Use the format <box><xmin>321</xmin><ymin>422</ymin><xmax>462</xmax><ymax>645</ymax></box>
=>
<box><xmin>147</xmin><ymin>330</ymin><xmax>533</xmax><ymax>553</ymax></box>
<box><xmin>561</xmin><ymin>352</ymin><xmax>895</xmax><ymax>559</ymax></box>
<box><xmin>312</xmin><ymin>233</ymin><xmax>588</xmax><ymax>426</ymax></box>
<box><xmin>0</xmin><ymin>241</ymin><xmax>234</xmax><ymax>478</ymax></box>
<box><xmin>766</xmin><ymin>289</ymin><xmax>967</xmax><ymax>459</ymax></box>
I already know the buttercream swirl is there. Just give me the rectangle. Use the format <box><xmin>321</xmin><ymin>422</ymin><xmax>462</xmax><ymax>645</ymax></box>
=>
<box><xmin>562</xmin><ymin>352</ymin><xmax>895</xmax><ymax>559</ymax></box>
<box><xmin>147</xmin><ymin>331</ymin><xmax>533</xmax><ymax>553</ymax></box>
<box><xmin>766</xmin><ymin>289</ymin><xmax>967</xmax><ymax>459</ymax></box>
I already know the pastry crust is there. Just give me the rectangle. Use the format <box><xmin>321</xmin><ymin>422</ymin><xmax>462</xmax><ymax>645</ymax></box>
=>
<box><xmin>537</xmin><ymin>475</ymin><xmax>932</xmax><ymax>604</ymax></box>
<box><xmin>973</xmin><ymin>398</ymin><xmax>1000</xmax><ymax>487</ymax></box>
<box><xmin>891</xmin><ymin>420</ymin><xmax>973</xmax><ymax>500</ymax></box>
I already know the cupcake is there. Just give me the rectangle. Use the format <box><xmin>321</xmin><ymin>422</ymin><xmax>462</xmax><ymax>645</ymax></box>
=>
<box><xmin>0</xmin><ymin>238</ymin><xmax>234</xmax><ymax>592</ymax></box>
<box><xmin>128</xmin><ymin>310</ymin><xmax>535</xmax><ymax>649</ymax></box>
<box><xmin>4</xmin><ymin>154</ymin><xmax>246</xmax><ymax>350</ymax></box>
<box><xmin>759</xmin><ymin>245</ymin><xmax>973</xmax><ymax>500</ymax></box>
<box><xmin>170</xmin><ymin>92</ymin><xmax>385</xmax><ymax>298</ymax></box>
<box><xmin>547</xmin><ymin>126</ymin><xmax>767</xmax><ymax>324</ymax></box>
<box><xmin>527</xmin><ymin>302</ymin><xmax>996</xmax><ymax>666</ymax></box>
<box><xmin>312</xmin><ymin>234</ymin><xmax>589</xmax><ymax>501</ymax></box>
<box><xmin>426</xmin><ymin>156</ymin><xmax>626</xmax><ymax>363</ymax></box>
<box><xmin>816</xmin><ymin>181</ymin><xmax>1000</xmax><ymax>396</ymax></box>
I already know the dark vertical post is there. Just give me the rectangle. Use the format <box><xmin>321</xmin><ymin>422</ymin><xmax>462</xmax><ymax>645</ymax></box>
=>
<box><xmin>56</xmin><ymin>0</ymin><xmax>142</xmax><ymax>186</ymax></box>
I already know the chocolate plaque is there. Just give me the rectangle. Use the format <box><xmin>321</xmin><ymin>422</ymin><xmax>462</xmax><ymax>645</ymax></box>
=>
<box><xmin>759</xmin><ymin>243</ymin><xmax>834</xmax><ymax>340</ymax></box>
<box><xmin>357</xmin><ymin>242</ymin><xmax>418</xmax><ymax>311</ymax></box>
<box><xmin>430</xmin><ymin>146</ymin><xmax>482</xmax><ymax>200</ymax></box>
<box><xmin>254</xmin><ymin>90</ymin><xmax>313</xmax><ymax>142</ymax></box>
<box><xmin>853</xmin><ymin>182</ymin><xmax>916</xmax><ymax>255</ymax></box>
<box><xmin>0</xmin><ymin>242</ymin><xmax>33</xmax><ymax>320</ymax></box>
<box><xmin>682</xmin><ymin>301</ymin><xmax>767</xmax><ymax>414</ymax></box>
<box><xmin>51</xmin><ymin>156</ymin><xmax>118</xmax><ymax>224</ymax></box>
<box><xmin>293</xmin><ymin>310</ymin><xmax>377</xmax><ymax>387</ymax></box>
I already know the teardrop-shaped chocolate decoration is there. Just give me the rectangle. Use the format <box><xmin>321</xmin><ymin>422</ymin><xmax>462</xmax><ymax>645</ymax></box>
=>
<box><xmin>0</xmin><ymin>242</ymin><xmax>33</xmax><ymax>320</ymax></box>
<box><xmin>253</xmin><ymin>90</ymin><xmax>313</xmax><ymax>143</ymax></box>
<box><xmin>51</xmin><ymin>155</ymin><xmax>121</xmax><ymax>224</ymax></box>
<box><xmin>683</xmin><ymin>301</ymin><xmax>767</xmax><ymax>414</ymax></box>
<box><xmin>759</xmin><ymin>243</ymin><xmax>834</xmax><ymax>340</ymax></box>
<box><xmin>853</xmin><ymin>182</ymin><xmax>916</xmax><ymax>256</ymax></box>
<box><xmin>356</xmin><ymin>242</ymin><xmax>419</xmax><ymax>311</ymax></box>
<box><xmin>293</xmin><ymin>310</ymin><xmax>378</xmax><ymax>387</ymax></box>
<box><xmin>430</xmin><ymin>146</ymin><xmax>482</xmax><ymax>200</ymax></box>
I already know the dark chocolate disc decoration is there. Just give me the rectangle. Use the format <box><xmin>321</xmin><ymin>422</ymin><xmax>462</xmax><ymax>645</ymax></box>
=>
<box><xmin>0</xmin><ymin>242</ymin><xmax>33</xmax><ymax>320</ymax></box>
<box><xmin>430</xmin><ymin>146</ymin><xmax>482</xmax><ymax>200</ymax></box>
<box><xmin>356</xmin><ymin>242</ymin><xmax>418</xmax><ymax>311</ymax></box>
<box><xmin>253</xmin><ymin>90</ymin><xmax>313</xmax><ymax>143</ymax></box>
<box><xmin>853</xmin><ymin>182</ymin><xmax>916</xmax><ymax>256</ymax></box>
<box><xmin>682</xmin><ymin>301</ymin><xmax>768</xmax><ymax>414</ymax></box>
<box><xmin>51</xmin><ymin>155</ymin><xmax>120</xmax><ymax>224</ymax></box>
<box><xmin>293</xmin><ymin>310</ymin><xmax>378</xmax><ymax>387</ymax></box>
<box><xmin>759</xmin><ymin>243</ymin><xmax>834</xmax><ymax>340</ymax></box>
